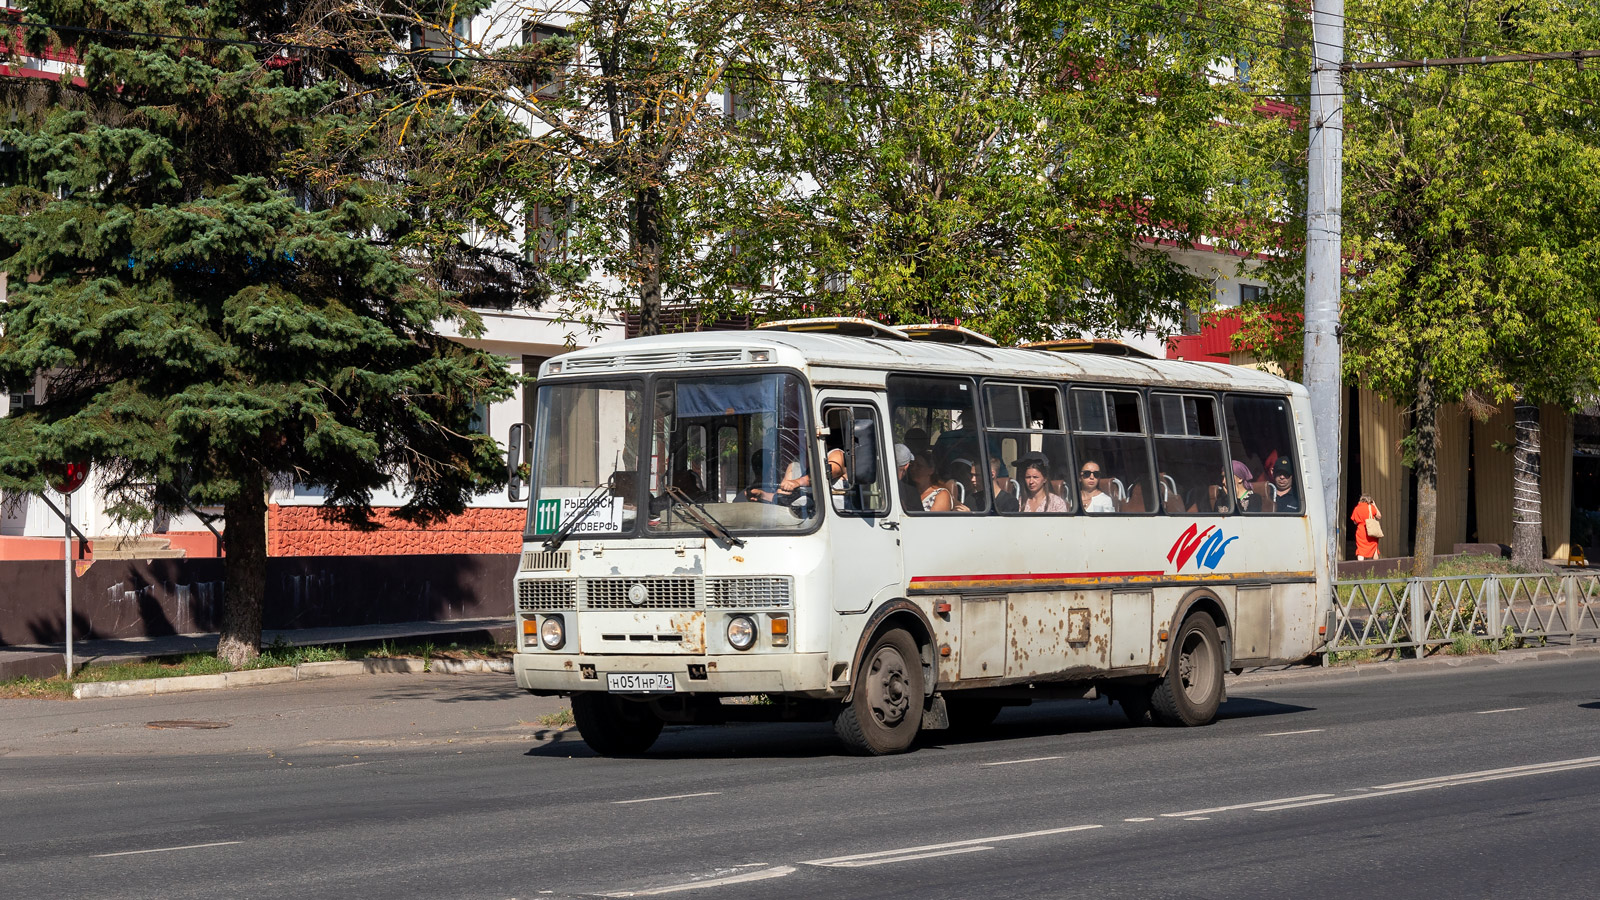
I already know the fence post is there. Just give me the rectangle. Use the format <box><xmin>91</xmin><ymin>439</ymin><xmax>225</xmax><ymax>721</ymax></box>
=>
<box><xmin>1564</xmin><ymin>575</ymin><xmax>1579</xmax><ymax>638</ymax></box>
<box><xmin>1485</xmin><ymin>577</ymin><xmax>1501</xmax><ymax>636</ymax></box>
<box><xmin>1408</xmin><ymin>580</ymin><xmax>1425</xmax><ymax>652</ymax></box>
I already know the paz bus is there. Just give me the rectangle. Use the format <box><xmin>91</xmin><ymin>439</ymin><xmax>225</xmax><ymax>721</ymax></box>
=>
<box><xmin>506</xmin><ymin>319</ymin><xmax>1329</xmax><ymax>755</ymax></box>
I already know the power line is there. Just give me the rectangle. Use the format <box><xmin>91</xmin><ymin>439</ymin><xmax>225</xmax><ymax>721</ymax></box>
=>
<box><xmin>1347</xmin><ymin>48</ymin><xmax>1600</xmax><ymax>72</ymax></box>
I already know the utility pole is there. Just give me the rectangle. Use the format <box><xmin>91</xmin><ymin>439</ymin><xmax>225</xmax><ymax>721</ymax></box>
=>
<box><xmin>1304</xmin><ymin>0</ymin><xmax>1344</xmax><ymax>584</ymax></box>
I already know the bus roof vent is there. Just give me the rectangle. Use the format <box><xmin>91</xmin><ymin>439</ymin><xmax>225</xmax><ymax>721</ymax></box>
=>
<box><xmin>756</xmin><ymin>317</ymin><xmax>910</xmax><ymax>341</ymax></box>
<box><xmin>891</xmin><ymin>323</ymin><xmax>999</xmax><ymax>347</ymax></box>
<box><xmin>1020</xmin><ymin>339</ymin><xmax>1157</xmax><ymax>359</ymax></box>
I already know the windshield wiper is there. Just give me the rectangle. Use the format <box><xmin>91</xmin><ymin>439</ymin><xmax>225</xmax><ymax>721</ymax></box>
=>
<box><xmin>542</xmin><ymin>479</ymin><xmax>614</xmax><ymax>552</ymax></box>
<box><xmin>664</xmin><ymin>486</ymin><xmax>746</xmax><ymax>548</ymax></box>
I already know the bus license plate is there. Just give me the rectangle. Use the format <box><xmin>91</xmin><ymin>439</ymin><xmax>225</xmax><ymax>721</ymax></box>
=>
<box><xmin>607</xmin><ymin>672</ymin><xmax>675</xmax><ymax>694</ymax></box>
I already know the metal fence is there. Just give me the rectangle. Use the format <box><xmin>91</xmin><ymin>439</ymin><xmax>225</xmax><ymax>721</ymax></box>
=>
<box><xmin>1324</xmin><ymin>573</ymin><xmax>1600</xmax><ymax>659</ymax></box>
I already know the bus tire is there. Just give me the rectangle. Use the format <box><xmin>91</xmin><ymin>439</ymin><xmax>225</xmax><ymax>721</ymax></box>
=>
<box><xmin>571</xmin><ymin>694</ymin><xmax>664</xmax><ymax>756</ymax></box>
<box><xmin>945</xmin><ymin>697</ymin><xmax>1003</xmax><ymax>734</ymax></box>
<box><xmin>835</xmin><ymin>628</ymin><xmax>923</xmax><ymax>755</ymax></box>
<box><xmin>1150</xmin><ymin>612</ymin><xmax>1224</xmax><ymax>727</ymax></box>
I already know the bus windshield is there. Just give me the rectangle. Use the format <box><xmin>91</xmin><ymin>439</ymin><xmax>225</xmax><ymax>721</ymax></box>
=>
<box><xmin>529</xmin><ymin>372</ymin><xmax>815</xmax><ymax>540</ymax></box>
<box><xmin>647</xmin><ymin>372</ymin><xmax>814</xmax><ymax>535</ymax></box>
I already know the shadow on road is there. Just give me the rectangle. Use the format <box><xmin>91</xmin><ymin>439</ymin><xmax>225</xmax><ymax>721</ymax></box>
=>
<box><xmin>1579</xmin><ymin>701</ymin><xmax>1600</xmax><ymax>710</ymax></box>
<box><xmin>523</xmin><ymin>695</ymin><xmax>1316</xmax><ymax>760</ymax></box>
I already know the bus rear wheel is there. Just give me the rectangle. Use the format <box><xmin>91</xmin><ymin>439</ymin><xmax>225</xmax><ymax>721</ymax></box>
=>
<box><xmin>836</xmin><ymin>628</ymin><xmax>924</xmax><ymax>755</ymax></box>
<box><xmin>571</xmin><ymin>694</ymin><xmax>664</xmax><ymax>756</ymax></box>
<box><xmin>1150</xmin><ymin>612</ymin><xmax>1224</xmax><ymax>727</ymax></box>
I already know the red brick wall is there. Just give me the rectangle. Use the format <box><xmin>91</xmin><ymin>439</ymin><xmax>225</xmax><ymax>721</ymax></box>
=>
<box><xmin>268</xmin><ymin>505</ymin><xmax>524</xmax><ymax>556</ymax></box>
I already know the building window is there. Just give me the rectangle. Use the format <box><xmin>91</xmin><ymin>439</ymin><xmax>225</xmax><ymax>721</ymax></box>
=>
<box><xmin>1240</xmin><ymin>283</ymin><xmax>1267</xmax><ymax>305</ymax></box>
<box><xmin>522</xmin><ymin>23</ymin><xmax>570</xmax><ymax>99</ymax></box>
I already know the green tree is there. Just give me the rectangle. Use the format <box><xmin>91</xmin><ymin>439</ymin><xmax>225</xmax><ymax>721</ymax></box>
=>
<box><xmin>1231</xmin><ymin>0</ymin><xmax>1600</xmax><ymax>572</ymax></box>
<box><xmin>718</xmin><ymin>0</ymin><xmax>1292</xmax><ymax>344</ymax></box>
<box><xmin>0</xmin><ymin>1</ymin><xmax>516</xmax><ymax>664</ymax></box>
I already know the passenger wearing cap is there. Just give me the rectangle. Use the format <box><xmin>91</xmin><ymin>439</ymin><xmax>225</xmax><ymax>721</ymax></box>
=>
<box><xmin>1270</xmin><ymin>457</ymin><xmax>1301</xmax><ymax>513</ymax></box>
<box><xmin>894</xmin><ymin>443</ymin><xmax>917</xmax><ymax>510</ymax></box>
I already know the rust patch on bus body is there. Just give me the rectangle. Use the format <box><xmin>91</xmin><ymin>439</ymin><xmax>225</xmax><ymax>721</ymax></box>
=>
<box><xmin>668</xmin><ymin>610</ymin><xmax>706</xmax><ymax>654</ymax></box>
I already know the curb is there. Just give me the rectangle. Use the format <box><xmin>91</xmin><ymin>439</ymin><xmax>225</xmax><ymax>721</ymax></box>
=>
<box><xmin>71</xmin><ymin>656</ymin><xmax>510</xmax><ymax>699</ymax></box>
<box><xmin>1230</xmin><ymin>643</ymin><xmax>1600</xmax><ymax>688</ymax></box>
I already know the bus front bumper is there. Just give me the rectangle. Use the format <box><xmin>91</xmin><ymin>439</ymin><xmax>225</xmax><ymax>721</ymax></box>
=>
<box><xmin>514</xmin><ymin>651</ymin><xmax>833</xmax><ymax>696</ymax></box>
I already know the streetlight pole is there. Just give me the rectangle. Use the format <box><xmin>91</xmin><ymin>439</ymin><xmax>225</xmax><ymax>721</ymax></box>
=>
<box><xmin>63</xmin><ymin>491</ymin><xmax>73</xmax><ymax>678</ymax></box>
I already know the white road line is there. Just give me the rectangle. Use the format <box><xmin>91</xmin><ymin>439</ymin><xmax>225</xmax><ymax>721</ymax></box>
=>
<box><xmin>601</xmin><ymin>866</ymin><xmax>795</xmax><ymax>896</ymax></box>
<box><xmin>1160</xmin><ymin>794</ymin><xmax>1335</xmax><ymax>817</ymax></box>
<box><xmin>1124</xmin><ymin>817</ymin><xmax>1155</xmax><ymax>822</ymax></box>
<box><xmin>826</xmin><ymin>846</ymin><xmax>994</xmax><ymax>868</ymax></box>
<box><xmin>1184</xmin><ymin>817</ymin><xmax>1210</xmax><ymax>821</ymax></box>
<box><xmin>1475</xmin><ymin>707</ymin><xmax>1528</xmax><ymax>715</ymax></box>
<box><xmin>93</xmin><ymin>841</ymin><xmax>241</xmax><ymax>859</ymax></box>
<box><xmin>1374</xmin><ymin>756</ymin><xmax>1600</xmax><ymax>790</ymax></box>
<box><xmin>613</xmin><ymin>792</ymin><xmax>722</xmax><ymax>805</ymax></box>
<box><xmin>802</xmin><ymin>824</ymin><xmax>1102</xmax><ymax>867</ymax></box>
<box><xmin>980</xmin><ymin>756</ymin><xmax>1065</xmax><ymax>767</ymax></box>
<box><xmin>1263</xmin><ymin>728</ymin><xmax>1325</xmax><ymax>736</ymax></box>
<box><xmin>1256</xmin><ymin>758</ymin><xmax>1600</xmax><ymax>811</ymax></box>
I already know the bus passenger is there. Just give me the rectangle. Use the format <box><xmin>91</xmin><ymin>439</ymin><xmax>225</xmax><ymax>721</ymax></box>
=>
<box><xmin>907</xmin><ymin>451</ymin><xmax>953</xmax><ymax>512</ymax></box>
<box><xmin>895</xmin><ymin>443</ymin><xmax>916</xmax><ymax>509</ymax></box>
<box><xmin>1020</xmin><ymin>458</ymin><xmax>1068</xmax><ymax>513</ymax></box>
<box><xmin>990</xmin><ymin>457</ymin><xmax>1019</xmax><ymax>512</ymax></box>
<box><xmin>1077</xmin><ymin>461</ymin><xmax>1115</xmax><ymax>513</ymax></box>
<box><xmin>944</xmin><ymin>457</ymin><xmax>979</xmax><ymax>511</ymax></box>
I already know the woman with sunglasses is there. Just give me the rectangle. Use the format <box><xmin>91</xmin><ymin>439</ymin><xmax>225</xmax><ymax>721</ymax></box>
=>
<box><xmin>1077</xmin><ymin>461</ymin><xmax>1116</xmax><ymax>513</ymax></box>
<box><xmin>1019</xmin><ymin>458</ymin><xmax>1069</xmax><ymax>513</ymax></box>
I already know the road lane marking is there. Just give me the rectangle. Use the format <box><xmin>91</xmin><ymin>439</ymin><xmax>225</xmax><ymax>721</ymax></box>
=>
<box><xmin>1161</xmin><ymin>794</ymin><xmax>1334</xmax><ymax>817</ymax></box>
<box><xmin>1263</xmin><ymin>729</ymin><xmax>1325</xmax><ymax>736</ymax></box>
<box><xmin>802</xmin><ymin>824</ymin><xmax>1102</xmax><ymax>867</ymax></box>
<box><xmin>94</xmin><ymin>841</ymin><xmax>241</xmax><ymax>858</ymax></box>
<box><xmin>601</xmin><ymin>866</ymin><xmax>795</xmax><ymax>896</ymax></box>
<box><xmin>1256</xmin><ymin>756</ymin><xmax>1600</xmax><ymax>811</ymax></box>
<box><xmin>1373</xmin><ymin>756</ymin><xmax>1600</xmax><ymax>790</ymax></box>
<box><xmin>613</xmin><ymin>792</ymin><xmax>722</xmax><ymax>805</ymax></box>
<box><xmin>1475</xmin><ymin>707</ymin><xmax>1527</xmax><ymax>715</ymax></box>
<box><xmin>827</xmin><ymin>846</ymin><xmax>993</xmax><ymax>868</ymax></box>
<box><xmin>980</xmin><ymin>756</ymin><xmax>1064</xmax><ymax>767</ymax></box>
<box><xmin>1124</xmin><ymin>817</ymin><xmax>1155</xmax><ymax>822</ymax></box>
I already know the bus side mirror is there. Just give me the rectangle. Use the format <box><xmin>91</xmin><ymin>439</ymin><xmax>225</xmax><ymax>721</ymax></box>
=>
<box><xmin>507</xmin><ymin>422</ymin><xmax>529</xmax><ymax>502</ymax></box>
<box><xmin>850</xmin><ymin>416</ymin><xmax>878</xmax><ymax>486</ymax></box>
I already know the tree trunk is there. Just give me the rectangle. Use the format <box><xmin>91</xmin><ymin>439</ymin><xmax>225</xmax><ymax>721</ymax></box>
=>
<box><xmin>1511</xmin><ymin>396</ymin><xmax>1543</xmax><ymax>568</ymax></box>
<box><xmin>216</xmin><ymin>479</ymin><xmax>268</xmax><ymax>666</ymax></box>
<box><xmin>636</xmin><ymin>184</ymin><xmax>662</xmax><ymax>337</ymax></box>
<box><xmin>1411</xmin><ymin>376</ymin><xmax>1438</xmax><ymax>577</ymax></box>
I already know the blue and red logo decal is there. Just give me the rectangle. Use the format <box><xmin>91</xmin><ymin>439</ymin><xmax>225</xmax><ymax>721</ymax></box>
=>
<box><xmin>1167</xmin><ymin>524</ymin><xmax>1237</xmax><ymax>572</ymax></box>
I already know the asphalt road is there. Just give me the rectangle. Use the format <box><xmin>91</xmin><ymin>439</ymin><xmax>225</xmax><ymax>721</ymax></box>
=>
<box><xmin>3</xmin><ymin>658</ymin><xmax>1598</xmax><ymax>900</ymax></box>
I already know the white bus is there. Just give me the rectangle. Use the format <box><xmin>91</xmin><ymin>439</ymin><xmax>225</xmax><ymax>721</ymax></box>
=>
<box><xmin>508</xmin><ymin>320</ymin><xmax>1329</xmax><ymax>755</ymax></box>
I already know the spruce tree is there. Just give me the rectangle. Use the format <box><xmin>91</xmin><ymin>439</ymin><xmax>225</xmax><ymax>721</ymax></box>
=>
<box><xmin>0</xmin><ymin>2</ymin><xmax>516</xmax><ymax>664</ymax></box>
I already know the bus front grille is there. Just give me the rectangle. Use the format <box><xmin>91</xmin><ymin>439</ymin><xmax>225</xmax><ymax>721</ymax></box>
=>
<box><xmin>518</xmin><ymin>579</ymin><xmax>577</xmax><ymax>611</ymax></box>
<box><xmin>520</xmin><ymin>550</ymin><xmax>571</xmax><ymax>572</ymax></box>
<box><xmin>584</xmin><ymin>577</ymin><xmax>698</xmax><ymax>609</ymax></box>
<box><xmin>706</xmin><ymin>576</ymin><xmax>793</xmax><ymax>609</ymax></box>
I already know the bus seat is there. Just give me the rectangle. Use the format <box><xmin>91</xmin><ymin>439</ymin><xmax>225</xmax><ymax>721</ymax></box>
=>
<box><xmin>1124</xmin><ymin>481</ymin><xmax>1146</xmax><ymax>513</ymax></box>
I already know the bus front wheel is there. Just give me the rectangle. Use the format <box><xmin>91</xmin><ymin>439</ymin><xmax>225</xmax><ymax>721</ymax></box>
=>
<box><xmin>1150</xmin><ymin>612</ymin><xmax>1224</xmax><ymax>727</ymax></box>
<box><xmin>571</xmin><ymin>694</ymin><xmax>664</xmax><ymax>756</ymax></box>
<box><xmin>836</xmin><ymin>629</ymin><xmax>924</xmax><ymax>755</ymax></box>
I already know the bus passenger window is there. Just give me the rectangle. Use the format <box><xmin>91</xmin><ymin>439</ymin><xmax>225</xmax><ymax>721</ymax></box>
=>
<box><xmin>986</xmin><ymin>382</ymin><xmax>1069</xmax><ymax>514</ymax></box>
<box><xmin>1151</xmin><ymin>393</ymin><xmax>1228</xmax><ymax>514</ymax></box>
<box><xmin>1224</xmin><ymin>395</ymin><xmax>1302</xmax><ymax>515</ymax></box>
<box><xmin>889</xmin><ymin>376</ymin><xmax>987</xmax><ymax>514</ymax></box>
<box><xmin>1070</xmin><ymin>388</ymin><xmax>1156</xmax><ymax>513</ymax></box>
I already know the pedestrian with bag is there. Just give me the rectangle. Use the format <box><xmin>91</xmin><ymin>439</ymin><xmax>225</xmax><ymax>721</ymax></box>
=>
<box><xmin>1352</xmin><ymin>493</ymin><xmax>1383</xmax><ymax>559</ymax></box>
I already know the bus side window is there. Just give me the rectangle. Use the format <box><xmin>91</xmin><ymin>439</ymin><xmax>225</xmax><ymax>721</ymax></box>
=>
<box><xmin>986</xmin><ymin>382</ymin><xmax>1069</xmax><ymax>514</ymax></box>
<box><xmin>1224</xmin><ymin>395</ymin><xmax>1301</xmax><ymax>515</ymax></box>
<box><xmin>1070</xmin><ymin>387</ymin><xmax>1157</xmax><ymax>513</ymax></box>
<box><xmin>823</xmin><ymin>405</ymin><xmax>888</xmax><ymax>516</ymax></box>
<box><xmin>890</xmin><ymin>375</ymin><xmax>988</xmax><ymax>514</ymax></box>
<box><xmin>1151</xmin><ymin>393</ymin><xmax>1227</xmax><ymax>514</ymax></box>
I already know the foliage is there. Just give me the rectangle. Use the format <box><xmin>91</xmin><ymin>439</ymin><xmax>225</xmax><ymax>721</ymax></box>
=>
<box><xmin>0</xmin><ymin>1</ymin><xmax>517</xmax><ymax>662</ymax></box>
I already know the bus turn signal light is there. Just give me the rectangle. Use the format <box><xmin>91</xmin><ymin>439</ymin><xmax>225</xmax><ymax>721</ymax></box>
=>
<box><xmin>522</xmin><ymin>619</ymin><xmax>538</xmax><ymax>635</ymax></box>
<box><xmin>770</xmin><ymin>615</ymin><xmax>789</xmax><ymax>646</ymax></box>
<box><xmin>935</xmin><ymin>601</ymin><xmax>952</xmax><ymax>615</ymax></box>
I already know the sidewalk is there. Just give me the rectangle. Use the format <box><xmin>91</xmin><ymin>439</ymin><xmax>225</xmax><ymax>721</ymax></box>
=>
<box><xmin>0</xmin><ymin>617</ymin><xmax>515</xmax><ymax>681</ymax></box>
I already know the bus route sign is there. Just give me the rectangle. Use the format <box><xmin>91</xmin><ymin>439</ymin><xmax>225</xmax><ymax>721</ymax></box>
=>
<box><xmin>534</xmin><ymin>496</ymin><xmax>623</xmax><ymax>535</ymax></box>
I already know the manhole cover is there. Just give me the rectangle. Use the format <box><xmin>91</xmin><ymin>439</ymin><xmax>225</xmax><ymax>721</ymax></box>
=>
<box><xmin>145</xmin><ymin>720</ymin><xmax>232</xmax><ymax>730</ymax></box>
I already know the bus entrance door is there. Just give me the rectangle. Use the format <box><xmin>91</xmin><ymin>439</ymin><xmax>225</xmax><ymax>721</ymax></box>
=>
<box><xmin>819</xmin><ymin>395</ymin><xmax>903</xmax><ymax>614</ymax></box>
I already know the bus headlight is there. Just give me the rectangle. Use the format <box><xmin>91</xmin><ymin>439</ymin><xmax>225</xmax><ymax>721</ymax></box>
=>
<box><xmin>540</xmin><ymin>615</ymin><xmax>566</xmax><ymax>650</ymax></box>
<box><xmin>726</xmin><ymin>615</ymin><xmax>757</xmax><ymax>651</ymax></box>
